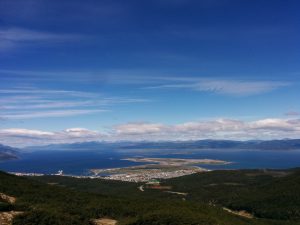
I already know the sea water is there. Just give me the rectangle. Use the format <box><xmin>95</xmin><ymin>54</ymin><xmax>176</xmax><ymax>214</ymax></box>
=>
<box><xmin>0</xmin><ymin>149</ymin><xmax>300</xmax><ymax>175</ymax></box>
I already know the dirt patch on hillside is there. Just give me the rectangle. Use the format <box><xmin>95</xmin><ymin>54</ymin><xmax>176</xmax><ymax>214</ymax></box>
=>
<box><xmin>223</xmin><ymin>207</ymin><xmax>254</xmax><ymax>219</ymax></box>
<box><xmin>164</xmin><ymin>191</ymin><xmax>188</xmax><ymax>196</ymax></box>
<box><xmin>91</xmin><ymin>218</ymin><xmax>118</xmax><ymax>225</ymax></box>
<box><xmin>147</xmin><ymin>185</ymin><xmax>172</xmax><ymax>190</ymax></box>
<box><xmin>0</xmin><ymin>193</ymin><xmax>16</xmax><ymax>204</ymax></box>
<box><xmin>0</xmin><ymin>211</ymin><xmax>23</xmax><ymax>225</ymax></box>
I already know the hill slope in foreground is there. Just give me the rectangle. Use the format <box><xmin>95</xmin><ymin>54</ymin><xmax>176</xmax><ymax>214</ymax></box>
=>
<box><xmin>1</xmin><ymin>168</ymin><xmax>300</xmax><ymax>225</ymax></box>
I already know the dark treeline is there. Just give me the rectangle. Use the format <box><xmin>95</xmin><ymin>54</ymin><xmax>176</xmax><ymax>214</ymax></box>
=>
<box><xmin>1</xmin><ymin>169</ymin><xmax>300</xmax><ymax>225</ymax></box>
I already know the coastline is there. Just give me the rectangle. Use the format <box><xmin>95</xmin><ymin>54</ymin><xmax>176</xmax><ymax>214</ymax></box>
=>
<box><xmin>7</xmin><ymin>157</ymin><xmax>231</xmax><ymax>182</ymax></box>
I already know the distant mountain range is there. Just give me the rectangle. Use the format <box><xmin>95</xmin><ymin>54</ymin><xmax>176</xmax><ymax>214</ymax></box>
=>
<box><xmin>22</xmin><ymin>139</ymin><xmax>300</xmax><ymax>153</ymax></box>
<box><xmin>1</xmin><ymin>139</ymin><xmax>299</xmax><ymax>162</ymax></box>
<box><xmin>0</xmin><ymin>144</ymin><xmax>19</xmax><ymax>161</ymax></box>
<box><xmin>24</xmin><ymin>141</ymin><xmax>121</xmax><ymax>151</ymax></box>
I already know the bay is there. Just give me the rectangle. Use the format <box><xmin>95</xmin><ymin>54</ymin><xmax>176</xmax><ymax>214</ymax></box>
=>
<box><xmin>1</xmin><ymin>149</ymin><xmax>300</xmax><ymax>175</ymax></box>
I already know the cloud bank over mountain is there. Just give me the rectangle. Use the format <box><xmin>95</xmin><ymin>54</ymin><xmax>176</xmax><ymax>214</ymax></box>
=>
<box><xmin>1</xmin><ymin>117</ymin><xmax>300</xmax><ymax>147</ymax></box>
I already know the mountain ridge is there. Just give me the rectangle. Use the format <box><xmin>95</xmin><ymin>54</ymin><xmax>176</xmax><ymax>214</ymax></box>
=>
<box><xmin>0</xmin><ymin>144</ymin><xmax>19</xmax><ymax>161</ymax></box>
<box><xmin>21</xmin><ymin>139</ymin><xmax>300</xmax><ymax>152</ymax></box>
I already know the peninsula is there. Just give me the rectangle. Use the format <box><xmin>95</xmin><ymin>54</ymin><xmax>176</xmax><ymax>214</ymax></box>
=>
<box><xmin>90</xmin><ymin>157</ymin><xmax>230</xmax><ymax>182</ymax></box>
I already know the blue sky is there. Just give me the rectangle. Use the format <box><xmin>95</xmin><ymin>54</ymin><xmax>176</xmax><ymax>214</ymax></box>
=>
<box><xmin>0</xmin><ymin>0</ymin><xmax>300</xmax><ymax>146</ymax></box>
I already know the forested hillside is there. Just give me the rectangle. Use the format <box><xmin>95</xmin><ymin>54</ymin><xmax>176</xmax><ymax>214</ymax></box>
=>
<box><xmin>1</xmin><ymin>169</ymin><xmax>300</xmax><ymax>224</ymax></box>
<box><xmin>33</xmin><ymin>168</ymin><xmax>300</xmax><ymax>222</ymax></box>
<box><xmin>166</xmin><ymin>168</ymin><xmax>300</xmax><ymax>220</ymax></box>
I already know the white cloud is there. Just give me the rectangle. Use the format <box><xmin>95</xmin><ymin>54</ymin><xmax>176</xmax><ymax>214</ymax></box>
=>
<box><xmin>173</xmin><ymin>119</ymin><xmax>245</xmax><ymax>133</ymax></box>
<box><xmin>0</xmin><ymin>69</ymin><xmax>291</xmax><ymax>97</ymax></box>
<box><xmin>0</xmin><ymin>28</ymin><xmax>84</xmax><ymax>50</ymax></box>
<box><xmin>0</xmin><ymin>128</ymin><xmax>54</xmax><ymax>137</ymax></box>
<box><xmin>111</xmin><ymin>118</ymin><xmax>300</xmax><ymax>141</ymax></box>
<box><xmin>146</xmin><ymin>79</ymin><xmax>289</xmax><ymax>96</ymax></box>
<box><xmin>64</xmin><ymin>128</ymin><xmax>99</xmax><ymax>137</ymax></box>
<box><xmin>285</xmin><ymin>111</ymin><xmax>300</xmax><ymax>117</ymax></box>
<box><xmin>0</xmin><ymin>87</ymin><xmax>146</xmax><ymax>120</ymax></box>
<box><xmin>193</xmin><ymin>80</ymin><xmax>288</xmax><ymax>96</ymax></box>
<box><xmin>1</xmin><ymin>117</ymin><xmax>300</xmax><ymax>147</ymax></box>
<box><xmin>250</xmin><ymin>118</ymin><xmax>300</xmax><ymax>131</ymax></box>
<box><xmin>117</xmin><ymin>119</ymin><xmax>300</xmax><ymax>142</ymax></box>
<box><xmin>2</xmin><ymin>109</ymin><xmax>106</xmax><ymax>119</ymax></box>
<box><xmin>114</xmin><ymin>122</ymin><xmax>165</xmax><ymax>135</ymax></box>
<box><xmin>0</xmin><ymin>128</ymin><xmax>105</xmax><ymax>147</ymax></box>
<box><xmin>0</xmin><ymin>87</ymin><xmax>96</xmax><ymax>97</ymax></box>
